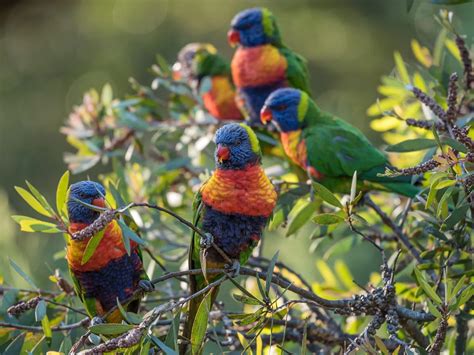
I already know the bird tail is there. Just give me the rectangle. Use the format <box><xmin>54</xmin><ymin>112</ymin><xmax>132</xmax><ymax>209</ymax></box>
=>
<box><xmin>181</xmin><ymin>279</ymin><xmax>219</xmax><ymax>355</ymax></box>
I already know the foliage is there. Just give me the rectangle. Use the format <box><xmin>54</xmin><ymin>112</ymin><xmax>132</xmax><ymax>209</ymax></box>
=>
<box><xmin>1</xmin><ymin>9</ymin><xmax>473</xmax><ymax>355</ymax></box>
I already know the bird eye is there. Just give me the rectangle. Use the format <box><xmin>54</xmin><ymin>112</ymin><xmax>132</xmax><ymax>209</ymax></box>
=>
<box><xmin>275</xmin><ymin>104</ymin><xmax>287</xmax><ymax>111</ymax></box>
<box><xmin>235</xmin><ymin>140</ymin><xmax>242</xmax><ymax>146</ymax></box>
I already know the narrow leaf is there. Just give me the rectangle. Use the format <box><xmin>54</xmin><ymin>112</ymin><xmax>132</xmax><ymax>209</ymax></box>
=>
<box><xmin>191</xmin><ymin>291</ymin><xmax>212</xmax><ymax>355</ymax></box>
<box><xmin>89</xmin><ymin>323</ymin><xmax>135</xmax><ymax>335</ymax></box>
<box><xmin>414</xmin><ymin>267</ymin><xmax>442</xmax><ymax>304</ymax></box>
<box><xmin>118</xmin><ymin>219</ymin><xmax>145</xmax><ymax>246</ymax></box>
<box><xmin>286</xmin><ymin>200</ymin><xmax>316</xmax><ymax>236</ymax></box>
<box><xmin>81</xmin><ymin>229</ymin><xmax>106</xmax><ymax>265</ymax></box>
<box><xmin>56</xmin><ymin>171</ymin><xmax>70</xmax><ymax>217</ymax></box>
<box><xmin>26</xmin><ymin>181</ymin><xmax>54</xmax><ymax>215</ymax></box>
<box><xmin>12</xmin><ymin>215</ymin><xmax>62</xmax><ymax>233</ymax></box>
<box><xmin>313</xmin><ymin>213</ymin><xmax>344</xmax><ymax>225</ymax></box>
<box><xmin>312</xmin><ymin>182</ymin><xmax>342</xmax><ymax>208</ymax></box>
<box><xmin>9</xmin><ymin>258</ymin><xmax>37</xmax><ymax>289</ymax></box>
<box><xmin>350</xmin><ymin>171</ymin><xmax>357</xmax><ymax>203</ymax></box>
<box><xmin>150</xmin><ymin>336</ymin><xmax>177</xmax><ymax>355</ymax></box>
<box><xmin>266</xmin><ymin>251</ymin><xmax>279</xmax><ymax>295</ymax></box>
<box><xmin>15</xmin><ymin>187</ymin><xmax>52</xmax><ymax>217</ymax></box>
<box><xmin>232</xmin><ymin>293</ymin><xmax>262</xmax><ymax>306</ymax></box>
<box><xmin>385</xmin><ymin>138</ymin><xmax>438</xmax><ymax>152</ymax></box>
<box><xmin>41</xmin><ymin>315</ymin><xmax>52</xmax><ymax>341</ymax></box>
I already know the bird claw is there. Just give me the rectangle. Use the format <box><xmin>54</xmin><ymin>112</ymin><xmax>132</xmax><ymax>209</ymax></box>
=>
<box><xmin>138</xmin><ymin>279</ymin><xmax>155</xmax><ymax>293</ymax></box>
<box><xmin>225</xmin><ymin>260</ymin><xmax>241</xmax><ymax>278</ymax></box>
<box><xmin>90</xmin><ymin>316</ymin><xmax>103</xmax><ymax>326</ymax></box>
<box><xmin>200</xmin><ymin>233</ymin><xmax>214</xmax><ymax>249</ymax></box>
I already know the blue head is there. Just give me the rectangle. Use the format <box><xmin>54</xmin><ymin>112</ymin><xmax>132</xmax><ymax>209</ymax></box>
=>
<box><xmin>261</xmin><ymin>88</ymin><xmax>309</xmax><ymax>132</ymax></box>
<box><xmin>214</xmin><ymin>123</ymin><xmax>262</xmax><ymax>170</ymax></box>
<box><xmin>228</xmin><ymin>8</ymin><xmax>281</xmax><ymax>48</ymax></box>
<box><xmin>67</xmin><ymin>181</ymin><xmax>106</xmax><ymax>224</ymax></box>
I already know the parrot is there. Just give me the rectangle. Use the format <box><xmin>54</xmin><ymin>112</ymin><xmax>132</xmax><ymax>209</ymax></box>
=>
<box><xmin>228</xmin><ymin>7</ymin><xmax>311</xmax><ymax>125</ymax></box>
<box><xmin>66</xmin><ymin>181</ymin><xmax>153</xmax><ymax>324</ymax></box>
<box><xmin>182</xmin><ymin>123</ymin><xmax>277</xmax><ymax>353</ymax></box>
<box><xmin>172</xmin><ymin>43</ymin><xmax>243</xmax><ymax>121</ymax></box>
<box><xmin>260</xmin><ymin>88</ymin><xmax>419</xmax><ymax>197</ymax></box>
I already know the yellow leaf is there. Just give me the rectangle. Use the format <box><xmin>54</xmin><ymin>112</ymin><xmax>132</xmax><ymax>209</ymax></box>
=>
<box><xmin>316</xmin><ymin>260</ymin><xmax>338</xmax><ymax>288</ymax></box>
<box><xmin>377</xmin><ymin>85</ymin><xmax>406</xmax><ymax>97</ymax></box>
<box><xmin>412</xmin><ymin>72</ymin><xmax>427</xmax><ymax>93</ymax></box>
<box><xmin>370</xmin><ymin>116</ymin><xmax>401</xmax><ymax>132</ymax></box>
<box><xmin>394</xmin><ymin>51</ymin><xmax>410</xmax><ymax>84</ymax></box>
<box><xmin>334</xmin><ymin>260</ymin><xmax>354</xmax><ymax>290</ymax></box>
<box><xmin>411</xmin><ymin>39</ymin><xmax>432</xmax><ymax>68</ymax></box>
<box><xmin>15</xmin><ymin>187</ymin><xmax>52</xmax><ymax>217</ymax></box>
<box><xmin>445</xmin><ymin>39</ymin><xmax>462</xmax><ymax>62</ymax></box>
<box><xmin>367</xmin><ymin>98</ymin><xmax>400</xmax><ymax>116</ymax></box>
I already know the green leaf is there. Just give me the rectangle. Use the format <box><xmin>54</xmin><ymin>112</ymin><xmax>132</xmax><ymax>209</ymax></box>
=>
<box><xmin>26</xmin><ymin>181</ymin><xmax>55</xmax><ymax>215</ymax></box>
<box><xmin>81</xmin><ymin>229</ymin><xmax>106</xmax><ymax>265</ymax></box>
<box><xmin>140</xmin><ymin>338</ymin><xmax>151</xmax><ymax>355</ymax></box>
<box><xmin>236</xmin><ymin>332</ymin><xmax>252</xmax><ymax>355</ymax></box>
<box><xmin>150</xmin><ymin>336</ymin><xmax>177</xmax><ymax>355</ymax></box>
<box><xmin>9</xmin><ymin>258</ymin><xmax>37</xmax><ymax>289</ymax></box>
<box><xmin>164</xmin><ymin>310</ymin><xmax>181</xmax><ymax>351</ymax></box>
<box><xmin>266</xmin><ymin>251</ymin><xmax>279</xmax><ymax>296</ymax></box>
<box><xmin>443</xmin><ymin>137</ymin><xmax>468</xmax><ymax>153</ymax></box>
<box><xmin>394</xmin><ymin>51</ymin><xmax>410</xmax><ymax>84</ymax></box>
<box><xmin>4</xmin><ymin>334</ymin><xmax>25</xmax><ymax>355</ymax></box>
<box><xmin>118</xmin><ymin>219</ymin><xmax>146</xmax><ymax>246</ymax></box>
<box><xmin>11</xmin><ymin>215</ymin><xmax>62</xmax><ymax>233</ymax></box>
<box><xmin>374</xmin><ymin>335</ymin><xmax>389</xmax><ymax>355</ymax></box>
<box><xmin>191</xmin><ymin>291</ymin><xmax>212</xmax><ymax>355</ymax></box>
<box><xmin>426</xmin><ymin>299</ymin><xmax>442</xmax><ymax>318</ymax></box>
<box><xmin>385</xmin><ymin>138</ymin><xmax>438</xmax><ymax>152</ymax></box>
<box><xmin>434</xmin><ymin>179</ymin><xmax>456</xmax><ymax>190</ymax></box>
<box><xmin>41</xmin><ymin>315</ymin><xmax>52</xmax><ymax>341</ymax></box>
<box><xmin>350</xmin><ymin>171</ymin><xmax>357</xmax><ymax>203</ymax></box>
<box><xmin>15</xmin><ymin>186</ymin><xmax>52</xmax><ymax>217</ymax></box>
<box><xmin>56</xmin><ymin>171</ymin><xmax>70</xmax><ymax>218</ymax></box>
<box><xmin>232</xmin><ymin>293</ymin><xmax>262</xmax><ymax>306</ymax></box>
<box><xmin>286</xmin><ymin>200</ymin><xmax>316</xmax><ymax>236</ymax></box>
<box><xmin>89</xmin><ymin>323</ymin><xmax>135</xmax><ymax>335</ymax></box>
<box><xmin>313</xmin><ymin>213</ymin><xmax>344</xmax><ymax>225</ymax></box>
<box><xmin>312</xmin><ymin>182</ymin><xmax>342</xmax><ymax>208</ymax></box>
<box><xmin>450</xmin><ymin>275</ymin><xmax>467</xmax><ymax>300</ymax></box>
<box><xmin>117</xmin><ymin>220</ymin><xmax>132</xmax><ymax>256</ymax></box>
<box><xmin>437</xmin><ymin>186</ymin><xmax>454</xmax><ymax>219</ymax></box>
<box><xmin>445</xmin><ymin>205</ymin><xmax>469</xmax><ymax>229</ymax></box>
<box><xmin>228</xmin><ymin>277</ymin><xmax>265</xmax><ymax>306</ymax></box>
<box><xmin>35</xmin><ymin>299</ymin><xmax>46</xmax><ymax>321</ymax></box>
<box><xmin>414</xmin><ymin>267</ymin><xmax>442</xmax><ymax>305</ymax></box>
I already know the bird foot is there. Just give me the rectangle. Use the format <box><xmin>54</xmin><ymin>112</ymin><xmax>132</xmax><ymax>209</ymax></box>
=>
<box><xmin>200</xmin><ymin>233</ymin><xmax>214</xmax><ymax>249</ymax></box>
<box><xmin>90</xmin><ymin>316</ymin><xmax>103</xmax><ymax>326</ymax></box>
<box><xmin>225</xmin><ymin>260</ymin><xmax>241</xmax><ymax>278</ymax></box>
<box><xmin>138</xmin><ymin>279</ymin><xmax>155</xmax><ymax>293</ymax></box>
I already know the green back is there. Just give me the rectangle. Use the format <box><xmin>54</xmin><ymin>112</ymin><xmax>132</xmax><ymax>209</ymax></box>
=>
<box><xmin>195</xmin><ymin>52</ymin><xmax>231</xmax><ymax>78</ymax></box>
<box><xmin>280</xmin><ymin>47</ymin><xmax>312</xmax><ymax>94</ymax></box>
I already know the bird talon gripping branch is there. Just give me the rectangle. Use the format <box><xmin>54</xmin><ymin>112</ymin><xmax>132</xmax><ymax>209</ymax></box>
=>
<box><xmin>200</xmin><ymin>232</ymin><xmax>214</xmax><ymax>249</ymax></box>
<box><xmin>138</xmin><ymin>279</ymin><xmax>155</xmax><ymax>293</ymax></box>
<box><xmin>225</xmin><ymin>260</ymin><xmax>241</xmax><ymax>278</ymax></box>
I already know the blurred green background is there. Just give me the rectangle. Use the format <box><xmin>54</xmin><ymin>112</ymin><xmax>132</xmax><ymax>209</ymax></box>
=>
<box><xmin>1</xmin><ymin>0</ymin><xmax>473</xmax><ymax>288</ymax></box>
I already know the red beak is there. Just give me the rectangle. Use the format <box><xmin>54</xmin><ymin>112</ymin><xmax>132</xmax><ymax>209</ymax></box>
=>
<box><xmin>171</xmin><ymin>62</ymin><xmax>182</xmax><ymax>80</ymax></box>
<box><xmin>216</xmin><ymin>144</ymin><xmax>230</xmax><ymax>163</ymax></box>
<box><xmin>227</xmin><ymin>30</ymin><xmax>240</xmax><ymax>47</ymax></box>
<box><xmin>92</xmin><ymin>198</ymin><xmax>106</xmax><ymax>208</ymax></box>
<box><xmin>260</xmin><ymin>105</ymin><xmax>273</xmax><ymax>124</ymax></box>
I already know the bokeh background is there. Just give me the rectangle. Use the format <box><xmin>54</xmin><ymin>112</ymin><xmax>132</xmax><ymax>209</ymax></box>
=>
<box><xmin>1</xmin><ymin>0</ymin><xmax>473</xmax><ymax>289</ymax></box>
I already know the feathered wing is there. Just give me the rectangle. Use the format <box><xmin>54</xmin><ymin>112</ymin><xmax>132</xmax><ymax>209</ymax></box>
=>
<box><xmin>303</xmin><ymin>114</ymin><xmax>419</xmax><ymax>197</ymax></box>
<box><xmin>280</xmin><ymin>47</ymin><xmax>312</xmax><ymax>94</ymax></box>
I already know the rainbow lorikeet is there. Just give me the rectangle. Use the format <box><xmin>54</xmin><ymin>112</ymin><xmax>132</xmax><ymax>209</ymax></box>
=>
<box><xmin>172</xmin><ymin>43</ymin><xmax>243</xmax><ymax>121</ymax></box>
<box><xmin>228</xmin><ymin>7</ymin><xmax>311</xmax><ymax>125</ymax></box>
<box><xmin>182</xmin><ymin>123</ymin><xmax>277</xmax><ymax>353</ymax></box>
<box><xmin>66</xmin><ymin>181</ymin><xmax>153</xmax><ymax>323</ymax></box>
<box><xmin>261</xmin><ymin>88</ymin><xmax>419</xmax><ymax>197</ymax></box>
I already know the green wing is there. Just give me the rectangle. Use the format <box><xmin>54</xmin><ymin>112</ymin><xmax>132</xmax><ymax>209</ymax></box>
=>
<box><xmin>280</xmin><ymin>47</ymin><xmax>311</xmax><ymax>94</ymax></box>
<box><xmin>196</xmin><ymin>53</ymin><xmax>231</xmax><ymax>77</ymax></box>
<box><xmin>303</xmin><ymin>114</ymin><xmax>387</xmax><ymax>178</ymax></box>
<box><xmin>68</xmin><ymin>265</ymin><xmax>100</xmax><ymax>318</ymax></box>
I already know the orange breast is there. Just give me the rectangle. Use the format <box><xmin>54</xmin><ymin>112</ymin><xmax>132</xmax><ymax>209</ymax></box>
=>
<box><xmin>281</xmin><ymin>131</ymin><xmax>323</xmax><ymax>179</ymax></box>
<box><xmin>66</xmin><ymin>220</ymin><xmax>135</xmax><ymax>272</ymax></box>
<box><xmin>201</xmin><ymin>164</ymin><xmax>277</xmax><ymax>217</ymax></box>
<box><xmin>231</xmin><ymin>45</ymin><xmax>287</xmax><ymax>88</ymax></box>
<box><xmin>202</xmin><ymin>76</ymin><xmax>243</xmax><ymax>120</ymax></box>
